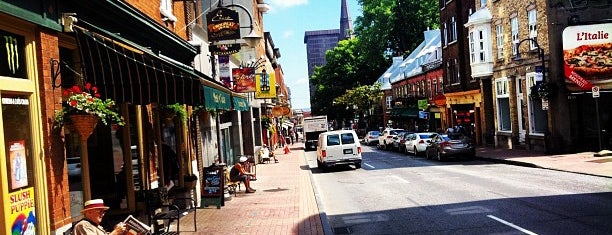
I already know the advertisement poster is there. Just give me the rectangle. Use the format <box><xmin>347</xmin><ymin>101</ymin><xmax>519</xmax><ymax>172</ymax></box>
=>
<box><xmin>255</xmin><ymin>72</ymin><xmax>277</xmax><ymax>99</ymax></box>
<box><xmin>8</xmin><ymin>187</ymin><xmax>36</xmax><ymax>235</ymax></box>
<box><xmin>9</xmin><ymin>140</ymin><xmax>28</xmax><ymax>189</ymax></box>
<box><xmin>219</xmin><ymin>55</ymin><xmax>232</xmax><ymax>89</ymax></box>
<box><xmin>232</xmin><ymin>67</ymin><xmax>255</xmax><ymax>92</ymax></box>
<box><xmin>562</xmin><ymin>23</ymin><xmax>612</xmax><ymax>91</ymax></box>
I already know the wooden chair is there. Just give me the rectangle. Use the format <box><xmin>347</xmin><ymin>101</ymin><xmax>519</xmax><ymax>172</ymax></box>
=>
<box><xmin>225</xmin><ymin>168</ymin><xmax>242</xmax><ymax>196</ymax></box>
<box><xmin>143</xmin><ymin>188</ymin><xmax>197</xmax><ymax>234</ymax></box>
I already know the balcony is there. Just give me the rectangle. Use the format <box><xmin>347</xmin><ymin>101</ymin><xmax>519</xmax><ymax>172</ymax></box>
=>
<box><xmin>470</xmin><ymin>61</ymin><xmax>493</xmax><ymax>78</ymax></box>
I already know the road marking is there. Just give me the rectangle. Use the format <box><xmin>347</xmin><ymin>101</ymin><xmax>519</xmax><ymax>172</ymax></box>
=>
<box><xmin>487</xmin><ymin>215</ymin><xmax>538</xmax><ymax>235</ymax></box>
<box><xmin>391</xmin><ymin>175</ymin><xmax>409</xmax><ymax>183</ymax></box>
<box><xmin>363</xmin><ymin>162</ymin><xmax>375</xmax><ymax>169</ymax></box>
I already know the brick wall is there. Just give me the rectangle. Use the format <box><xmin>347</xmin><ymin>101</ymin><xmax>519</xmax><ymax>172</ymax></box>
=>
<box><xmin>36</xmin><ymin>27</ymin><xmax>71</xmax><ymax>230</ymax></box>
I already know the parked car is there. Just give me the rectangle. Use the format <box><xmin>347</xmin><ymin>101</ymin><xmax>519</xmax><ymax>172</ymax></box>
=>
<box><xmin>317</xmin><ymin>130</ymin><xmax>362</xmax><ymax>170</ymax></box>
<box><xmin>67</xmin><ymin>157</ymin><xmax>81</xmax><ymax>177</ymax></box>
<box><xmin>405</xmin><ymin>132</ymin><xmax>436</xmax><ymax>156</ymax></box>
<box><xmin>425</xmin><ymin>133</ymin><xmax>475</xmax><ymax>161</ymax></box>
<box><xmin>363</xmin><ymin>130</ymin><xmax>381</xmax><ymax>146</ymax></box>
<box><xmin>378</xmin><ymin>128</ymin><xmax>404</xmax><ymax>150</ymax></box>
<box><xmin>391</xmin><ymin>132</ymin><xmax>412</xmax><ymax>152</ymax></box>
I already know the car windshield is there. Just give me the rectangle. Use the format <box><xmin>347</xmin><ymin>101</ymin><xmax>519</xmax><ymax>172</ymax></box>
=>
<box><xmin>369</xmin><ymin>131</ymin><xmax>380</xmax><ymax>136</ymax></box>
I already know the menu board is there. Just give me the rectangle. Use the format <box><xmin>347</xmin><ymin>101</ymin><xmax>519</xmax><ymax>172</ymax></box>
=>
<box><xmin>202</xmin><ymin>166</ymin><xmax>223</xmax><ymax>197</ymax></box>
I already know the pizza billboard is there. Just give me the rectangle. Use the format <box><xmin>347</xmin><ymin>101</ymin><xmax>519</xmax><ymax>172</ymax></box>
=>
<box><xmin>562</xmin><ymin>23</ymin><xmax>612</xmax><ymax>91</ymax></box>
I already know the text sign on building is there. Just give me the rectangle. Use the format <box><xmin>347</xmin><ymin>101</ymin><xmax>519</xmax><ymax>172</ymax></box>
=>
<box><xmin>592</xmin><ymin>86</ymin><xmax>600</xmax><ymax>98</ymax></box>
<box><xmin>562</xmin><ymin>23</ymin><xmax>612</xmax><ymax>91</ymax></box>
<box><xmin>206</xmin><ymin>7</ymin><xmax>241</xmax><ymax>41</ymax></box>
<box><xmin>0</xmin><ymin>29</ymin><xmax>26</xmax><ymax>78</ymax></box>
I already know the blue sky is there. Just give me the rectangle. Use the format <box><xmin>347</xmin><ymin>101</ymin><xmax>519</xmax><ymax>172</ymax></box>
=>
<box><xmin>262</xmin><ymin>0</ymin><xmax>362</xmax><ymax>110</ymax></box>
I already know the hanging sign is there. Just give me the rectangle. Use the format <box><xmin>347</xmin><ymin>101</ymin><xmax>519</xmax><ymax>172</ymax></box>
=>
<box><xmin>219</xmin><ymin>55</ymin><xmax>232</xmax><ymax>89</ymax></box>
<box><xmin>232</xmin><ymin>67</ymin><xmax>256</xmax><ymax>92</ymax></box>
<box><xmin>206</xmin><ymin>7</ymin><xmax>241</xmax><ymax>41</ymax></box>
<box><xmin>255</xmin><ymin>73</ymin><xmax>277</xmax><ymax>99</ymax></box>
<box><xmin>433</xmin><ymin>94</ymin><xmax>446</xmax><ymax>106</ymax></box>
<box><xmin>209</xmin><ymin>44</ymin><xmax>241</xmax><ymax>55</ymax></box>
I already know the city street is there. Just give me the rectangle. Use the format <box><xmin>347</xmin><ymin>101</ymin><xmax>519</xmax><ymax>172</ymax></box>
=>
<box><xmin>305</xmin><ymin>146</ymin><xmax>612</xmax><ymax>235</ymax></box>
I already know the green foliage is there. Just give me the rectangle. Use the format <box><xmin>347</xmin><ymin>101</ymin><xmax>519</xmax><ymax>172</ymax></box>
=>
<box><xmin>163</xmin><ymin>103</ymin><xmax>188</xmax><ymax>123</ymax></box>
<box><xmin>333</xmin><ymin>83</ymin><xmax>383</xmax><ymax>111</ymax></box>
<box><xmin>54</xmin><ymin>83</ymin><xmax>124</xmax><ymax>128</ymax></box>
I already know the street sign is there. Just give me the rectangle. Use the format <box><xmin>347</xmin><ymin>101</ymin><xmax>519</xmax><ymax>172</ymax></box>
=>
<box><xmin>535</xmin><ymin>66</ymin><xmax>543</xmax><ymax>82</ymax></box>
<box><xmin>592</xmin><ymin>86</ymin><xmax>600</xmax><ymax>98</ymax></box>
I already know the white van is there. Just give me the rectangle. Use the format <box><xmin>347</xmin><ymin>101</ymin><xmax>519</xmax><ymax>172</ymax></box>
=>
<box><xmin>316</xmin><ymin>130</ymin><xmax>362</xmax><ymax>169</ymax></box>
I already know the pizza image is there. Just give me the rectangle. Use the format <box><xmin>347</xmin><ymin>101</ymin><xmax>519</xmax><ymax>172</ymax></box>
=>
<box><xmin>564</xmin><ymin>43</ymin><xmax>612</xmax><ymax>79</ymax></box>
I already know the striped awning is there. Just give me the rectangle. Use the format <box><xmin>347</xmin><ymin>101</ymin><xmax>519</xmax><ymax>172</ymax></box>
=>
<box><xmin>74</xmin><ymin>26</ymin><xmax>202</xmax><ymax>106</ymax></box>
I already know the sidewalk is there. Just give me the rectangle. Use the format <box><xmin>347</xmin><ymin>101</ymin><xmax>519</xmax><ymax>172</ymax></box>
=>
<box><xmin>180</xmin><ymin>142</ymin><xmax>324</xmax><ymax>235</ymax></box>
<box><xmin>475</xmin><ymin>147</ymin><xmax>612</xmax><ymax>178</ymax></box>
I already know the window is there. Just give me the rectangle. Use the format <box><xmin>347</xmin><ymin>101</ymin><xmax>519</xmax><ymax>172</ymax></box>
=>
<box><xmin>160</xmin><ymin>0</ymin><xmax>177</xmax><ymax>22</ymax></box>
<box><xmin>511</xmin><ymin>17</ymin><xmax>519</xmax><ymax>56</ymax></box>
<box><xmin>469</xmin><ymin>32</ymin><xmax>475</xmax><ymax>63</ymax></box>
<box><xmin>386</xmin><ymin>96</ymin><xmax>392</xmax><ymax>109</ymax></box>
<box><xmin>447</xmin><ymin>59</ymin><xmax>460</xmax><ymax>84</ymax></box>
<box><xmin>479</xmin><ymin>30</ymin><xmax>486</xmax><ymax>62</ymax></box>
<box><xmin>496</xmin><ymin>78</ymin><xmax>511</xmax><ymax>131</ymax></box>
<box><xmin>481</xmin><ymin>0</ymin><xmax>487</xmax><ymax>7</ymax></box>
<box><xmin>496</xmin><ymin>24</ymin><xmax>504</xmax><ymax>59</ymax></box>
<box><xmin>450</xmin><ymin>17</ymin><xmax>458</xmax><ymax>42</ymax></box>
<box><xmin>341</xmin><ymin>133</ymin><xmax>356</xmax><ymax>144</ymax></box>
<box><xmin>528</xmin><ymin>9</ymin><xmax>538</xmax><ymax>50</ymax></box>
<box><xmin>443</xmin><ymin>23</ymin><xmax>448</xmax><ymax>45</ymax></box>
<box><xmin>327</xmin><ymin>135</ymin><xmax>340</xmax><ymax>146</ymax></box>
<box><xmin>526</xmin><ymin>73</ymin><xmax>547</xmax><ymax>133</ymax></box>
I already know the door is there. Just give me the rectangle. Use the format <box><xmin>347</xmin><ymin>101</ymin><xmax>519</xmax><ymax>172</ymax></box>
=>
<box><xmin>516</xmin><ymin>77</ymin><xmax>526</xmax><ymax>143</ymax></box>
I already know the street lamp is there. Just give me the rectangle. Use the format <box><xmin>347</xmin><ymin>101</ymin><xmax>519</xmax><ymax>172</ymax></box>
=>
<box><xmin>513</xmin><ymin>38</ymin><xmax>550</xmax><ymax>153</ymax></box>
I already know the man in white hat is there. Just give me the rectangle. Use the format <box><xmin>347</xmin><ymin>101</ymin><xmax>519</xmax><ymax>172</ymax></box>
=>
<box><xmin>74</xmin><ymin>199</ymin><xmax>126</xmax><ymax>235</ymax></box>
<box><xmin>229</xmin><ymin>156</ymin><xmax>257</xmax><ymax>193</ymax></box>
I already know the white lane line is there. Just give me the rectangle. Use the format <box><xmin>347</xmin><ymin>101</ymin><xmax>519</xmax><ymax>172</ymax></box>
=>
<box><xmin>487</xmin><ymin>215</ymin><xmax>538</xmax><ymax>235</ymax></box>
<box><xmin>391</xmin><ymin>175</ymin><xmax>410</xmax><ymax>184</ymax></box>
<box><xmin>363</xmin><ymin>162</ymin><xmax>375</xmax><ymax>169</ymax></box>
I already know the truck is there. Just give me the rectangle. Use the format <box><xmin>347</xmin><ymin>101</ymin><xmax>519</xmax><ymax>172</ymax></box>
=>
<box><xmin>303</xmin><ymin>115</ymin><xmax>328</xmax><ymax>151</ymax></box>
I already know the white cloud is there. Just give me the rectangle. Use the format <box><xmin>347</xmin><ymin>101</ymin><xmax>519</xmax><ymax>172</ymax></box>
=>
<box><xmin>283</xmin><ymin>30</ymin><xmax>294</xmax><ymax>38</ymax></box>
<box><xmin>268</xmin><ymin>0</ymin><xmax>308</xmax><ymax>9</ymax></box>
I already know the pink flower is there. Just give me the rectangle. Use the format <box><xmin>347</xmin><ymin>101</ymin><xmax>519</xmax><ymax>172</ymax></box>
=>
<box><xmin>85</xmin><ymin>83</ymin><xmax>91</xmax><ymax>90</ymax></box>
<box><xmin>72</xmin><ymin>85</ymin><xmax>81</xmax><ymax>93</ymax></box>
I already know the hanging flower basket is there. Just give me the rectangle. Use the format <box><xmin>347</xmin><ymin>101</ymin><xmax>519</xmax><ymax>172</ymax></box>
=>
<box><xmin>529</xmin><ymin>82</ymin><xmax>554</xmax><ymax>101</ymax></box>
<box><xmin>54</xmin><ymin>83</ymin><xmax>124</xmax><ymax>129</ymax></box>
<box><xmin>69</xmin><ymin>114</ymin><xmax>100</xmax><ymax>139</ymax></box>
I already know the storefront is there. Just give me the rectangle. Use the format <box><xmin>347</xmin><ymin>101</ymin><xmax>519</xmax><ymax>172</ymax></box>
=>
<box><xmin>444</xmin><ymin>90</ymin><xmax>483</xmax><ymax>144</ymax></box>
<box><xmin>0</xmin><ymin>15</ymin><xmax>51</xmax><ymax>234</ymax></box>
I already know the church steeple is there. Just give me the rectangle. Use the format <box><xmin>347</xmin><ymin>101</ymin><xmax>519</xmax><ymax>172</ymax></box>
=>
<box><xmin>339</xmin><ymin>0</ymin><xmax>354</xmax><ymax>40</ymax></box>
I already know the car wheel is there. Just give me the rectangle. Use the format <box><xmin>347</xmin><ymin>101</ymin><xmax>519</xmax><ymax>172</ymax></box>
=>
<box><xmin>425</xmin><ymin>149</ymin><xmax>430</xmax><ymax>159</ymax></box>
<box><xmin>436</xmin><ymin>150</ymin><xmax>444</xmax><ymax>161</ymax></box>
<box><xmin>355</xmin><ymin>163</ymin><xmax>361</xmax><ymax>169</ymax></box>
<box><xmin>414</xmin><ymin>147</ymin><xmax>419</xmax><ymax>156</ymax></box>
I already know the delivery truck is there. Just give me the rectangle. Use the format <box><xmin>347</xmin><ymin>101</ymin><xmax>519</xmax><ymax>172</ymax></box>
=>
<box><xmin>303</xmin><ymin>116</ymin><xmax>328</xmax><ymax>151</ymax></box>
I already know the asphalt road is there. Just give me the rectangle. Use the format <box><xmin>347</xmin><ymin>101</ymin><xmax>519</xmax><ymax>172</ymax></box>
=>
<box><xmin>305</xmin><ymin>146</ymin><xmax>612</xmax><ymax>235</ymax></box>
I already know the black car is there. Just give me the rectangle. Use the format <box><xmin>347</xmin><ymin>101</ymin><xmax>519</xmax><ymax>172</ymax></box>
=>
<box><xmin>425</xmin><ymin>133</ymin><xmax>475</xmax><ymax>161</ymax></box>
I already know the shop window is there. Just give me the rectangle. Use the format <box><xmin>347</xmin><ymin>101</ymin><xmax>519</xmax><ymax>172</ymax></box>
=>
<box><xmin>0</xmin><ymin>29</ymin><xmax>27</xmax><ymax>79</ymax></box>
<box><xmin>496</xmin><ymin>78</ymin><xmax>511</xmax><ymax>131</ymax></box>
<box><xmin>2</xmin><ymin>95</ymin><xmax>34</xmax><ymax>191</ymax></box>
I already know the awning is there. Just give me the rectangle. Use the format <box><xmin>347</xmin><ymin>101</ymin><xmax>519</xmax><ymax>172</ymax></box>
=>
<box><xmin>232</xmin><ymin>96</ymin><xmax>249</xmax><ymax>111</ymax></box>
<box><xmin>74</xmin><ymin>26</ymin><xmax>202</xmax><ymax>106</ymax></box>
<box><xmin>390</xmin><ymin>107</ymin><xmax>419</xmax><ymax>118</ymax></box>
<box><xmin>203</xmin><ymin>86</ymin><xmax>231</xmax><ymax>110</ymax></box>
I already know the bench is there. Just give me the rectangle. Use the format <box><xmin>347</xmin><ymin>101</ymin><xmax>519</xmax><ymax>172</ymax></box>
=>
<box><xmin>143</xmin><ymin>188</ymin><xmax>197</xmax><ymax>234</ymax></box>
<box><xmin>225</xmin><ymin>168</ymin><xmax>241</xmax><ymax>196</ymax></box>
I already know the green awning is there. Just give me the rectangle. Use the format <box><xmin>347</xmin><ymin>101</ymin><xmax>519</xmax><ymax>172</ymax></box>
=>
<box><xmin>204</xmin><ymin>86</ymin><xmax>231</xmax><ymax>110</ymax></box>
<box><xmin>232</xmin><ymin>96</ymin><xmax>249</xmax><ymax>111</ymax></box>
<box><xmin>390</xmin><ymin>107</ymin><xmax>419</xmax><ymax>118</ymax></box>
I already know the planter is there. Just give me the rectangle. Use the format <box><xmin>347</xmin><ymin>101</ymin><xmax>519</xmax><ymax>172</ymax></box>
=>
<box><xmin>184</xmin><ymin>180</ymin><xmax>197</xmax><ymax>189</ymax></box>
<box><xmin>69</xmin><ymin>114</ymin><xmax>100</xmax><ymax>139</ymax></box>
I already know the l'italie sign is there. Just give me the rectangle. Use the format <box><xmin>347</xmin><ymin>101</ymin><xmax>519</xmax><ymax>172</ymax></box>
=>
<box><xmin>562</xmin><ymin>23</ymin><xmax>612</xmax><ymax>91</ymax></box>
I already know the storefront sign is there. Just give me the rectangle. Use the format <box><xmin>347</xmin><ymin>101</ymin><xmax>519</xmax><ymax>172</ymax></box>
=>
<box><xmin>203</xmin><ymin>86</ymin><xmax>231</xmax><ymax>110</ymax></box>
<box><xmin>206</xmin><ymin>7</ymin><xmax>241</xmax><ymax>41</ymax></box>
<box><xmin>232</xmin><ymin>67</ymin><xmax>256</xmax><ymax>92</ymax></box>
<box><xmin>0</xmin><ymin>29</ymin><xmax>26</xmax><ymax>78</ymax></box>
<box><xmin>232</xmin><ymin>96</ymin><xmax>249</xmax><ymax>111</ymax></box>
<box><xmin>418</xmin><ymin>99</ymin><xmax>428</xmax><ymax>110</ymax></box>
<box><xmin>8</xmin><ymin>187</ymin><xmax>36</xmax><ymax>234</ymax></box>
<box><xmin>209</xmin><ymin>44</ymin><xmax>241</xmax><ymax>55</ymax></box>
<box><xmin>433</xmin><ymin>94</ymin><xmax>447</xmax><ymax>106</ymax></box>
<box><xmin>562</xmin><ymin>23</ymin><xmax>611</xmax><ymax>91</ymax></box>
<box><xmin>255</xmin><ymin>73</ymin><xmax>277</xmax><ymax>99</ymax></box>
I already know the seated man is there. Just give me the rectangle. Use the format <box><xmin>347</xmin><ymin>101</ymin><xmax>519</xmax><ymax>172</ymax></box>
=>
<box><xmin>74</xmin><ymin>199</ymin><xmax>126</xmax><ymax>235</ymax></box>
<box><xmin>230</xmin><ymin>156</ymin><xmax>256</xmax><ymax>193</ymax></box>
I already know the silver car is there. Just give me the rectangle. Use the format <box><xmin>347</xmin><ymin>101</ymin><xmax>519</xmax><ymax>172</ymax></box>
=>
<box><xmin>363</xmin><ymin>130</ymin><xmax>380</xmax><ymax>146</ymax></box>
<box><xmin>425</xmin><ymin>133</ymin><xmax>476</xmax><ymax>161</ymax></box>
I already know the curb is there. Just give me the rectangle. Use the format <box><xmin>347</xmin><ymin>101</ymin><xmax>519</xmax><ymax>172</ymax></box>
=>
<box><xmin>303</xmin><ymin>152</ymin><xmax>334</xmax><ymax>235</ymax></box>
<box><xmin>475</xmin><ymin>156</ymin><xmax>612</xmax><ymax>179</ymax></box>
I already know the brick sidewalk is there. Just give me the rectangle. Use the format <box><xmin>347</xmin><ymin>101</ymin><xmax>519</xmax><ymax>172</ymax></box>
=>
<box><xmin>179</xmin><ymin>143</ymin><xmax>323</xmax><ymax>235</ymax></box>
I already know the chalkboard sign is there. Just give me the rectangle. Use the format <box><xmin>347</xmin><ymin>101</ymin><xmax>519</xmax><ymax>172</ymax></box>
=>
<box><xmin>202</xmin><ymin>166</ymin><xmax>223</xmax><ymax>197</ymax></box>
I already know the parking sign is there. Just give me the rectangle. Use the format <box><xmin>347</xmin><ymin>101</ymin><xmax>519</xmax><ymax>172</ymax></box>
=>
<box><xmin>592</xmin><ymin>86</ymin><xmax>600</xmax><ymax>98</ymax></box>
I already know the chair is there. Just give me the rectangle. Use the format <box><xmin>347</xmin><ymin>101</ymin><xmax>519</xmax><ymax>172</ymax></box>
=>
<box><xmin>143</xmin><ymin>188</ymin><xmax>197</xmax><ymax>234</ymax></box>
<box><xmin>225</xmin><ymin>168</ymin><xmax>241</xmax><ymax>196</ymax></box>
